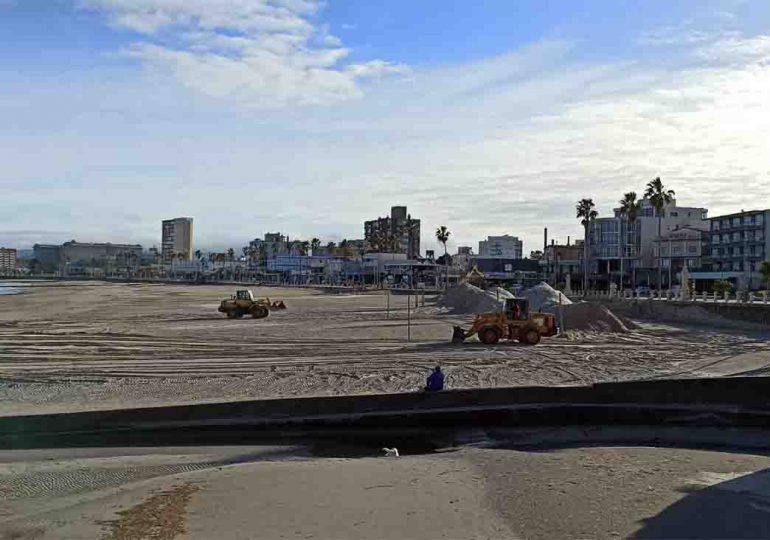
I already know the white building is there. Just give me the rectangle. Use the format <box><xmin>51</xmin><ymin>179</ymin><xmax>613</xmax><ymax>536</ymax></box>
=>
<box><xmin>478</xmin><ymin>235</ymin><xmax>523</xmax><ymax>259</ymax></box>
<box><xmin>588</xmin><ymin>198</ymin><xmax>708</xmax><ymax>283</ymax></box>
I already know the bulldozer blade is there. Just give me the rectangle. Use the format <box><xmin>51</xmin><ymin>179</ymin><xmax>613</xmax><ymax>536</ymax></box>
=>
<box><xmin>451</xmin><ymin>326</ymin><xmax>467</xmax><ymax>344</ymax></box>
<box><xmin>271</xmin><ymin>300</ymin><xmax>286</xmax><ymax>309</ymax></box>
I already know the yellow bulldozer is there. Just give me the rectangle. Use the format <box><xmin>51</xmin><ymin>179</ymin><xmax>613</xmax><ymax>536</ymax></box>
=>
<box><xmin>218</xmin><ymin>289</ymin><xmax>286</xmax><ymax>319</ymax></box>
<box><xmin>451</xmin><ymin>297</ymin><xmax>557</xmax><ymax>345</ymax></box>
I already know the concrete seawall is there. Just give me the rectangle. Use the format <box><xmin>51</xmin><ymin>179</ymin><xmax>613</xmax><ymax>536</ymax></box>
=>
<box><xmin>4</xmin><ymin>377</ymin><xmax>770</xmax><ymax>450</ymax></box>
<box><xmin>595</xmin><ymin>297</ymin><xmax>770</xmax><ymax>327</ymax></box>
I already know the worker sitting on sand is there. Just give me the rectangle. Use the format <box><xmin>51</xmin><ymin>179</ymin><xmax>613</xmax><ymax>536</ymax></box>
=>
<box><xmin>425</xmin><ymin>366</ymin><xmax>444</xmax><ymax>392</ymax></box>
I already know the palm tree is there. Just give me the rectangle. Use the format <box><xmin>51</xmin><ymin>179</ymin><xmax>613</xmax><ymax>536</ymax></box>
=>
<box><xmin>576</xmin><ymin>198</ymin><xmax>598</xmax><ymax>294</ymax></box>
<box><xmin>339</xmin><ymin>239</ymin><xmax>352</xmax><ymax>260</ymax></box>
<box><xmin>310</xmin><ymin>238</ymin><xmax>321</xmax><ymax>256</ymax></box>
<box><xmin>435</xmin><ymin>226</ymin><xmax>451</xmax><ymax>290</ymax></box>
<box><xmin>644</xmin><ymin>177</ymin><xmax>675</xmax><ymax>291</ymax></box>
<box><xmin>326</xmin><ymin>241</ymin><xmax>337</xmax><ymax>254</ymax></box>
<box><xmin>619</xmin><ymin>192</ymin><xmax>642</xmax><ymax>290</ymax></box>
<box><xmin>194</xmin><ymin>249</ymin><xmax>202</xmax><ymax>261</ymax></box>
<box><xmin>226</xmin><ymin>248</ymin><xmax>235</xmax><ymax>278</ymax></box>
<box><xmin>299</xmin><ymin>240</ymin><xmax>310</xmax><ymax>256</ymax></box>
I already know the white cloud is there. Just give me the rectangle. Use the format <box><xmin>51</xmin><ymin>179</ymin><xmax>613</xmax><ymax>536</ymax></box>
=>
<box><xmin>78</xmin><ymin>0</ymin><xmax>406</xmax><ymax>107</ymax></box>
<box><xmin>3</xmin><ymin>9</ymin><xmax>770</xmax><ymax>253</ymax></box>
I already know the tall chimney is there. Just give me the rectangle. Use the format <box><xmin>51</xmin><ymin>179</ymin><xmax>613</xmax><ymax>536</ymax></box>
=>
<box><xmin>544</xmin><ymin>227</ymin><xmax>548</xmax><ymax>251</ymax></box>
<box><xmin>567</xmin><ymin>236</ymin><xmax>570</xmax><ymax>246</ymax></box>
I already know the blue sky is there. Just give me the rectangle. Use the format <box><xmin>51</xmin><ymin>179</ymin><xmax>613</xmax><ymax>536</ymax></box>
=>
<box><xmin>2</xmin><ymin>0</ymin><xmax>770</xmax><ymax>252</ymax></box>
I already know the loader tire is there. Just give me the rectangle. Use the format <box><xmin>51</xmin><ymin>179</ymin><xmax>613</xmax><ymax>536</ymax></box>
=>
<box><xmin>520</xmin><ymin>327</ymin><xmax>541</xmax><ymax>345</ymax></box>
<box><xmin>478</xmin><ymin>326</ymin><xmax>501</xmax><ymax>345</ymax></box>
<box><xmin>226</xmin><ymin>310</ymin><xmax>237</xmax><ymax>319</ymax></box>
<box><xmin>250</xmin><ymin>305</ymin><xmax>269</xmax><ymax>319</ymax></box>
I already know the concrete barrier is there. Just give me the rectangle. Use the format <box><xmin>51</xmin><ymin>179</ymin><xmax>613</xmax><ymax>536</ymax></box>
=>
<box><xmin>4</xmin><ymin>377</ymin><xmax>770</xmax><ymax>449</ymax></box>
<box><xmin>596</xmin><ymin>297</ymin><xmax>770</xmax><ymax>327</ymax></box>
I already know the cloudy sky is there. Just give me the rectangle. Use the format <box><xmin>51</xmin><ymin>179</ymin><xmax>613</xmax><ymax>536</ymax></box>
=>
<box><xmin>2</xmin><ymin>0</ymin><xmax>769</xmax><ymax>254</ymax></box>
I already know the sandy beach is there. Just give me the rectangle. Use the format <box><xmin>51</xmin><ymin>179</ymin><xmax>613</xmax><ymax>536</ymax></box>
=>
<box><xmin>3</xmin><ymin>443</ymin><xmax>770</xmax><ymax>539</ymax></box>
<box><xmin>1</xmin><ymin>281</ymin><xmax>769</xmax><ymax>416</ymax></box>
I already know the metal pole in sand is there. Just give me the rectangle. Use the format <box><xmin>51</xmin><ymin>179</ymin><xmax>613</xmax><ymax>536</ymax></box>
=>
<box><xmin>558</xmin><ymin>291</ymin><xmax>565</xmax><ymax>334</ymax></box>
<box><xmin>407</xmin><ymin>293</ymin><xmax>412</xmax><ymax>342</ymax></box>
<box><xmin>386</xmin><ymin>289</ymin><xmax>390</xmax><ymax>319</ymax></box>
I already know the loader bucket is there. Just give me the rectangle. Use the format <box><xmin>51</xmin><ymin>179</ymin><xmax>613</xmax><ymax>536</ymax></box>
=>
<box><xmin>272</xmin><ymin>300</ymin><xmax>286</xmax><ymax>309</ymax></box>
<box><xmin>451</xmin><ymin>326</ymin><xmax>467</xmax><ymax>344</ymax></box>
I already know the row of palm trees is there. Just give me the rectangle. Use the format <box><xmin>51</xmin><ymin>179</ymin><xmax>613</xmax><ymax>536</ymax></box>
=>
<box><xmin>577</xmin><ymin>177</ymin><xmax>676</xmax><ymax>292</ymax></box>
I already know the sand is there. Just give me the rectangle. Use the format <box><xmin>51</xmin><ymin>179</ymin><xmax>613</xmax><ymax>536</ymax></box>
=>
<box><xmin>3</xmin><ymin>444</ymin><xmax>770</xmax><ymax>539</ymax></box>
<box><xmin>437</xmin><ymin>282</ymin><xmax>503</xmax><ymax>313</ymax></box>
<box><xmin>521</xmin><ymin>281</ymin><xmax>572</xmax><ymax>310</ymax></box>
<box><xmin>546</xmin><ymin>302</ymin><xmax>631</xmax><ymax>333</ymax></box>
<box><xmin>1</xmin><ymin>281</ymin><xmax>770</xmax><ymax>415</ymax></box>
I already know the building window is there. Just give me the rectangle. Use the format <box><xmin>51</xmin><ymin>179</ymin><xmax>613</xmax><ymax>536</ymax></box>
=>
<box><xmin>733</xmin><ymin>218</ymin><xmax>741</xmax><ymax>226</ymax></box>
<box><xmin>670</xmin><ymin>211</ymin><xmax>678</xmax><ymax>217</ymax></box>
<box><xmin>712</xmin><ymin>221</ymin><xmax>720</xmax><ymax>231</ymax></box>
<box><xmin>688</xmin><ymin>244</ymin><xmax>697</xmax><ymax>253</ymax></box>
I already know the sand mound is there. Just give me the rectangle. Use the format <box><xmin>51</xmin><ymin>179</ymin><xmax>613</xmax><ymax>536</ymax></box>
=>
<box><xmin>522</xmin><ymin>282</ymin><xmax>573</xmax><ymax>310</ymax></box>
<box><xmin>437</xmin><ymin>283</ymin><xmax>503</xmax><ymax>314</ymax></box>
<box><xmin>545</xmin><ymin>302</ymin><xmax>629</xmax><ymax>333</ymax></box>
<box><xmin>488</xmin><ymin>286</ymin><xmax>514</xmax><ymax>300</ymax></box>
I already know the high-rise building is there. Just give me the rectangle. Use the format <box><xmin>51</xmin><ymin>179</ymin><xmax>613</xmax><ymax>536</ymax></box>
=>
<box><xmin>0</xmin><ymin>248</ymin><xmax>17</xmax><ymax>270</ymax></box>
<box><xmin>364</xmin><ymin>205</ymin><xmax>421</xmax><ymax>258</ymax></box>
<box><xmin>162</xmin><ymin>217</ymin><xmax>193</xmax><ymax>262</ymax></box>
<box><xmin>478</xmin><ymin>235</ymin><xmax>523</xmax><ymax>259</ymax></box>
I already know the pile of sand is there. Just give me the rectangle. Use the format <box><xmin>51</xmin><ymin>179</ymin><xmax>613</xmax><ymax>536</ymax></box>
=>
<box><xmin>545</xmin><ymin>302</ymin><xmax>629</xmax><ymax>333</ymax></box>
<box><xmin>522</xmin><ymin>282</ymin><xmax>572</xmax><ymax>310</ymax></box>
<box><xmin>437</xmin><ymin>283</ymin><xmax>503</xmax><ymax>314</ymax></box>
<box><xmin>488</xmin><ymin>286</ymin><xmax>514</xmax><ymax>300</ymax></box>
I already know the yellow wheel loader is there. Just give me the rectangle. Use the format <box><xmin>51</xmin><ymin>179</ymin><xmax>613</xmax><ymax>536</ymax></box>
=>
<box><xmin>451</xmin><ymin>297</ymin><xmax>558</xmax><ymax>345</ymax></box>
<box><xmin>218</xmin><ymin>290</ymin><xmax>285</xmax><ymax>320</ymax></box>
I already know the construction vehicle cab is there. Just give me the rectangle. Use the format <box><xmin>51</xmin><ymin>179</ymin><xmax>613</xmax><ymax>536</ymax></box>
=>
<box><xmin>235</xmin><ymin>290</ymin><xmax>254</xmax><ymax>301</ymax></box>
<box><xmin>504</xmin><ymin>298</ymin><xmax>529</xmax><ymax>321</ymax></box>
<box><xmin>451</xmin><ymin>296</ymin><xmax>557</xmax><ymax>346</ymax></box>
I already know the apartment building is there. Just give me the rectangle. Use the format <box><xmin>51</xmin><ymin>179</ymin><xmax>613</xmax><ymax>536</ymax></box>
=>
<box><xmin>478</xmin><ymin>235</ymin><xmax>523</xmax><ymax>259</ymax></box>
<box><xmin>707</xmin><ymin>209</ymin><xmax>770</xmax><ymax>288</ymax></box>
<box><xmin>161</xmin><ymin>217</ymin><xmax>194</xmax><ymax>262</ymax></box>
<box><xmin>364</xmin><ymin>206</ymin><xmax>421</xmax><ymax>258</ymax></box>
<box><xmin>0</xmin><ymin>248</ymin><xmax>17</xmax><ymax>270</ymax></box>
<box><xmin>588</xmin><ymin>198</ymin><xmax>708</xmax><ymax>284</ymax></box>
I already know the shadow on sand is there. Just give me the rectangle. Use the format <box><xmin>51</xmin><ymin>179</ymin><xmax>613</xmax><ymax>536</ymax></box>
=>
<box><xmin>633</xmin><ymin>467</ymin><xmax>770</xmax><ymax>539</ymax></box>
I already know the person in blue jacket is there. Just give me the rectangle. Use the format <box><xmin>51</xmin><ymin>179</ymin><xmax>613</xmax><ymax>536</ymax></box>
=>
<box><xmin>425</xmin><ymin>366</ymin><xmax>444</xmax><ymax>392</ymax></box>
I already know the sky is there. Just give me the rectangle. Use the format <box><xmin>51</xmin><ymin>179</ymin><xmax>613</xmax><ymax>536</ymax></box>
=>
<box><xmin>1</xmin><ymin>0</ymin><xmax>770</xmax><ymax>254</ymax></box>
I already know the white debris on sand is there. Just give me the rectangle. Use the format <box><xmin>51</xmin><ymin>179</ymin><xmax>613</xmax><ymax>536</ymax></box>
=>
<box><xmin>521</xmin><ymin>282</ymin><xmax>573</xmax><ymax>310</ymax></box>
<box><xmin>544</xmin><ymin>302</ymin><xmax>630</xmax><ymax>333</ymax></box>
<box><xmin>437</xmin><ymin>283</ymin><xmax>504</xmax><ymax>314</ymax></box>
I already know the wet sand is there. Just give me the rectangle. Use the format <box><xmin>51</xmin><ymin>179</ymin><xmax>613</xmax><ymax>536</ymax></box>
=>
<box><xmin>1</xmin><ymin>282</ymin><xmax>769</xmax><ymax>416</ymax></box>
<box><xmin>2</xmin><ymin>444</ymin><xmax>770</xmax><ymax>539</ymax></box>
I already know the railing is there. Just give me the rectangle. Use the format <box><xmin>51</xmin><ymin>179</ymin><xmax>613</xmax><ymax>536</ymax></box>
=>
<box><xmin>582</xmin><ymin>288</ymin><xmax>770</xmax><ymax>305</ymax></box>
